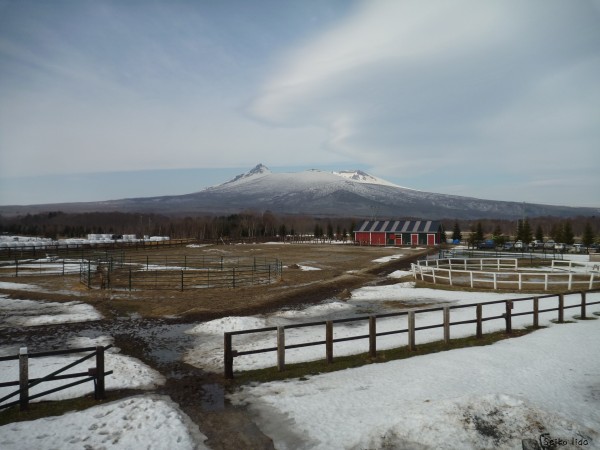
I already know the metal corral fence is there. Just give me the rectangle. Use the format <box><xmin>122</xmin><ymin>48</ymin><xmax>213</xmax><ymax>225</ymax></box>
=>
<box><xmin>0</xmin><ymin>345</ymin><xmax>113</xmax><ymax>411</ymax></box>
<box><xmin>0</xmin><ymin>239</ymin><xmax>195</xmax><ymax>260</ymax></box>
<box><xmin>0</xmin><ymin>256</ymin><xmax>85</xmax><ymax>277</ymax></box>
<box><xmin>411</xmin><ymin>258</ymin><xmax>600</xmax><ymax>291</ymax></box>
<box><xmin>80</xmin><ymin>254</ymin><xmax>283</xmax><ymax>290</ymax></box>
<box><xmin>224</xmin><ymin>289</ymin><xmax>600</xmax><ymax>378</ymax></box>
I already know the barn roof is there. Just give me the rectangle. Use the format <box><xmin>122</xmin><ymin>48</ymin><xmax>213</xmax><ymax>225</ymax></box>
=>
<box><xmin>355</xmin><ymin>220</ymin><xmax>441</xmax><ymax>233</ymax></box>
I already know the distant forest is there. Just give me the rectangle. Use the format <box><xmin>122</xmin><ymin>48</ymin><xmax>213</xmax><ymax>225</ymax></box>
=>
<box><xmin>1</xmin><ymin>211</ymin><xmax>599</xmax><ymax>243</ymax></box>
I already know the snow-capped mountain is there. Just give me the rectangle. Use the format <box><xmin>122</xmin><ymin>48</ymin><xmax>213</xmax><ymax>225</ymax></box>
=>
<box><xmin>332</xmin><ymin>170</ymin><xmax>404</xmax><ymax>188</ymax></box>
<box><xmin>1</xmin><ymin>164</ymin><xmax>598</xmax><ymax>219</ymax></box>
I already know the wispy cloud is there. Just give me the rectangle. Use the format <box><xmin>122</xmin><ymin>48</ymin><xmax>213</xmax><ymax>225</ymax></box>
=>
<box><xmin>249</xmin><ymin>0</ymin><xmax>600</xmax><ymax>204</ymax></box>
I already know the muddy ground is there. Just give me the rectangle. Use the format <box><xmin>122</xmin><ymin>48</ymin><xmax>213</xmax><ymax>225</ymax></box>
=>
<box><xmin>0</xmin><ymin>243</ymin><xmax>433</xmax><ymax>449</ymax></box>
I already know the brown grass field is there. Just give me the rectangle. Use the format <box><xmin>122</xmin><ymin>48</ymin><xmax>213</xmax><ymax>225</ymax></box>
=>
<box><xmin>0</xmin><ymin>243</ymin><xmax>432</xmax><ymax>321</ymax></box>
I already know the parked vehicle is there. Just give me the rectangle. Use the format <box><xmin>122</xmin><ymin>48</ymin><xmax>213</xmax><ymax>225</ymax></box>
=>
<box><xmin>503</xmin><ymin>241</ymin><xmax>515</xmax><ymax>250</ymax></box>
<box><xmin>478</xmin><ymin>240</ymin><xmax>496</xmax><ymax>249</ymax></box>
<box><xmin>554</xmin><ymin>243</ymin><xmax>565</xmax><ymax>252</ymax></box>
<box><xmin>571</xmin><ymin>243</ymin><xmax>584</xmax><ymax>253</ymax></box>
<box><xmin>530</xmin><ymin>240</ymin><xmax>543</xmax><ymax>249</ymax></box>
<box><xmin>544</xmin><ymin>240</ymin><xmax>556</xmax><ymax>249</ymax></box>
<box><xmin>514</xmin><ymin>241</ymin><xmax>525</xmax><ymax>250</ymax></box>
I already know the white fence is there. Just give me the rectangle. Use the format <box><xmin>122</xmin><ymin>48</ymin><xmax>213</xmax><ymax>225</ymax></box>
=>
<box><xmin>412</xmin><ymin>258</ymin><xmax>599</xmax><ymax>291</ymax></box>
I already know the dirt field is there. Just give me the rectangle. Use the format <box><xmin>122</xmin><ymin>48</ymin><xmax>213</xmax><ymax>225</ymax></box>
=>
<box><xmin>1</xmin><ymin>243</ymin><xmax>432</xmax><ymax>321</ymax></box>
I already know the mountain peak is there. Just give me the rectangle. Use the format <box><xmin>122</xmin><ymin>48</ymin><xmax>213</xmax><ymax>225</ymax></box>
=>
<box><xmin>332</xmin><ymin>169</ymin><xmax>402</xmax><ymax>188</ymax></box>
<box><xmin>225</xmin><ymin>163</ymin><xmax>271</xmax><ymax>184</ymax></box>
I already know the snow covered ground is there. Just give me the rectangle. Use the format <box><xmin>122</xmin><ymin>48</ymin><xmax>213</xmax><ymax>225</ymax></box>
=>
<box><xmin>0</xmin><ymin>294</ymin><xmax>102</xmax><ymax>328</ymax></box>
<box><xmin>1</xmin><ymin>273</ymin><xmax>599</xmax><ymax>449</ymax></box>
<box><xmin>229</xmin><ymin>319</ymin><xmax>600</xmax><ymax>449</ymax></box>
<box><xmin>0</xmin><ymin>287</ymin><xmax>205</xmax><ymax>449</ymax></box>
<box><xmin>0</xmin><ymin>395</ymin><xmax>209</xmax><ymax>450</ymax></box>
<box><xmin>183</xmin><ymin>282</ymin><xmax>591</xmax><ymax>373</ymax></box>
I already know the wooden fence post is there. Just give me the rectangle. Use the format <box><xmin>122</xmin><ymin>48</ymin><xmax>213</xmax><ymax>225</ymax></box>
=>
<box><xmin>369</xmin><ymin>316</ymin><xmax>376</xmax><ymax>358</ymax></box>
<box><xmin>19</xmin><ymin>347</ymin><xmax>28</xmax><ymax>411</ymax></box>
<box><xmin>443</xmin><ymin>307</ymin><xmax>450</xmax><ymax>344</ymax></box>
<box><xmin>326</xmin><ymin>321</ymin><xmax>333</xmax><ymax>364</ymax></box>
<box><xmin>580</xmin><ymin>291</ymin><xmax>587</xmax><ymax>319</ymax></box>
<box><xmin>476</xmin><ymin>304</ymin><xmax>483</xmax><ymax>339</ymax></box>
<box><xmin>533</xmin><ymin>297</ymin><xmax>539</xmax><ymax>328</ymax></box>
<box><xmin>277</xmin><ymin>326</ymin><xmax>285</xmax><ymax>372</ymax></box>
<box><xmin>558</xmin><ymin>294</ymin><xmax>564</xmax><ymax>323</ymax></box>
<box><xmin>180</xmin><ymin>270</ymin><xmax>184</xmax><ymax>292</ymax></box>
<box><xmin>408</xmin><ymin>311</ymin><xmax>416</xmax><ymax>351</ymax></box>
<box><xmin>224</xmin><ymin>333</ymin><xmax>234</xmax><ymax>379</ymax></box>
<box><xmin>95</xmin><ymin>346</ymin><xmax>105</xmax><ymax>400</ymax></box>
<box><xmin>505</xmin><ymin>301</ymin><xmax>513</xmax><ymax>334</ymax></box>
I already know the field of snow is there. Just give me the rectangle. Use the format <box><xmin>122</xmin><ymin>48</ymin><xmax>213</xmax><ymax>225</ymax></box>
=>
<box><xmin>0</xmin><ymin>395</ymin><xmax>209</xmax><ymax>450</ymax></box>
<box><xmin>229</xmin><ymin>319</ymin><xmax>600</xmax><ymax>449</ymax></box>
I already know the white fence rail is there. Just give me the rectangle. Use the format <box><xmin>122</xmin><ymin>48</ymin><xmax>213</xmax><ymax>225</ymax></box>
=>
<box><xmin>412</xmin><ymin>258</ymin><xmax>599</xmax><ymax>291</ymax></box>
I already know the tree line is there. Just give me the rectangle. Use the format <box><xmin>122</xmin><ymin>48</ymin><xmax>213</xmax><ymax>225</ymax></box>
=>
<box><xmin>0</xmin><ymin>211</ymin><xmax>358</xmax><ymax>242</ymax></box>
<box><xmin>1</xmin><ymin>211</ymin><xmax>598</xmax><ymax>245</ymax></box>
<box><xmin>450</xmin><ymin>217</ymin><xmax>599</xmax><ymax>247</ymax></box>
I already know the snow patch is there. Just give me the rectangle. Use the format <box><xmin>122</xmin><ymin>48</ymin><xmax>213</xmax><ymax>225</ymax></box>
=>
<box><xmin>0</xmin><ymin>395</ymin><xmax>208</xmax><ymax>450</ymax></box>
<box><xmin>186</xmin><ymin>316</ymin><xmax>269</xmax><ymax>335</ymax></box>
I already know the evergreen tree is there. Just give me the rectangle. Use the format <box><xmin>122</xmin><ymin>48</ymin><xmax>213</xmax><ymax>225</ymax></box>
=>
<box><xmin>582</xmin><ymin>222</ymin><xmax>594</xmax><ymax>249</ymax></box>
<box><xmin>440</xmin><ymin>224</ymin><xmax>447</xmax><ymax>243</ymax></box>
<box><xmin>314</xmin><ymin>223</ymin><xmax>322</xmax><ymax>238</ymax></box>
<box><xmin>522</xmin><ymin>219</ymin><xmax>533</xmax><ymax>244</ymax></box>
<box><xmin>535</xmin><ymin>225</ymin><xmax>544</xmax><ymax>242</ymax></box>
<box><xmin>327</xmin><ymin>222</ymin><xmax>334</xmax><ymax>240</ymax></box>
<box><xmin>563</xmin><ymin>221</ymin><xmax>574</xmax><ymax>245</ymax></box>
<box><xmin>516</xmin><ymin>220</ymin><xmax>524</xmax><ymax>242</ymax></box>
<box><xmin>492</xmin><ymin>225</ymin><xmax>504</xmax><ymax>247</ymax></box>
<box><xmin>475</xmin><ymin>222</ymin><xmax>484</xmax><ymax>243</ymax></box>
<box><xmin>452</xmin><ymin>222</ymin><xmax>462</xmax><ymax>242</ymax></box>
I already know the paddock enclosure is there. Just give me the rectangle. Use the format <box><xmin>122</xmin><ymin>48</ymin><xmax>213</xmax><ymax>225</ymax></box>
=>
<box><xmin>79</xmin><ymin>254</ymin><xmax>283</xmax><ymax>290</ymax></box>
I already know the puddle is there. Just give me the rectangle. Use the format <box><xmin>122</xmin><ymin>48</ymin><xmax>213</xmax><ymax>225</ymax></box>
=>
<box><xmin>201</xmin><ymin>383</ymin><xmax>226</xmax><ymax>411</ymax></box>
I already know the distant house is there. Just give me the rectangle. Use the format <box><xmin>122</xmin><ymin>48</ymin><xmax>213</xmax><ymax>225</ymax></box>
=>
<box><xmin>354</xmin><ymin>220</ymin><xmax>442</xmax><ymax>246</ymax></box>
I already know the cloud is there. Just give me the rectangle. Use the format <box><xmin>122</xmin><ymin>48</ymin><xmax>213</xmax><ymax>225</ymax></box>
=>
<box><xmin>249</xmin><ymin>0</ymin><xmax>600</xmax><ymax>186</ymax></box>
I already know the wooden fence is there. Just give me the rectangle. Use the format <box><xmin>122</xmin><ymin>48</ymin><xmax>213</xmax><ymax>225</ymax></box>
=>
<box><xmin>412</xmin><ymin>258</ymin><xmax>599</xmax><ymax>291</ymax></box>
<box><xmin>0</xmin><ymin>345</ymin><xmax>113</xmax><ymax>410</ymax></box>
<box><xmin>223</xmin><ymin>289</ymin><xmax>600</xmax><ymax>379</ymax></box>
<box><xmin>80</xmin><ymin>255</ymin><xmax>283</xmax><ymax>290</ymax></box>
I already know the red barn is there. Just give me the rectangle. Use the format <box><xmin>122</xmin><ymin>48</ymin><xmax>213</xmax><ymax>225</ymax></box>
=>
<box><xmin>354</xmin><ymin>220</ymin><xmax>442</xmax><ymax>246</ymax></box>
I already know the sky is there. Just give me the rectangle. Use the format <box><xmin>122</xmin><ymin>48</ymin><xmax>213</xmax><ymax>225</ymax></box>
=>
<box><xmin>1</xmin><ymin>0</ymin><xmax>599</xmax><ymax>207</ymax></box>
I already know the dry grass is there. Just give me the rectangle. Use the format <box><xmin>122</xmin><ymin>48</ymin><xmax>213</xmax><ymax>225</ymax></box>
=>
<box><xmin>0</xmin><ymin>243</ymin><xmax>431</xmax><ymax>321</ymax></box>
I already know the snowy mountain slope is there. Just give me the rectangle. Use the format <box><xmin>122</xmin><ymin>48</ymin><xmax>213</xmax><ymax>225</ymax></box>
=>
<box><xmin>0</xmin><ymin>164</ymin><xmax>597</xmax><ymax>219</ymax></box>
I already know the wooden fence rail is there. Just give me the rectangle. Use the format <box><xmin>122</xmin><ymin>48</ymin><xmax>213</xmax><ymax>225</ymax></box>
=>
<box><xmin>223</xmin><ymin>289</ymin><xmax>600</xmax><ymax>379</ymax></box>
<box><xmin>0</xmin><ymin>345</ymin><xmax>113</xmax><ymax>410</ymax></box>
